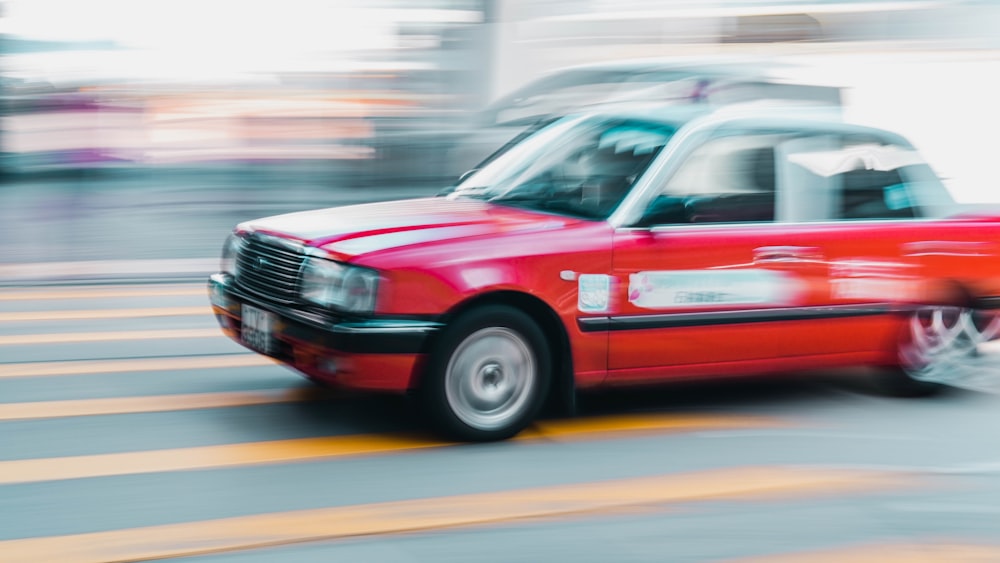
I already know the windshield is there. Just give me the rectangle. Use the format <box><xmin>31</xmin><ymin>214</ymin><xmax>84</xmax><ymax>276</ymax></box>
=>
<box><xmin>450</xmin><ymin>116</ymin><xmax>676</xmax><ymax>220</ymax></box>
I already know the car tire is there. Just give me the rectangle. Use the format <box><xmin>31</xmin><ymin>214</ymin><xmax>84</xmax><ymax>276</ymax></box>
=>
<box><xmin>421</xmin><ymin>305</ymin><xmax>551</xmax><ymax>441</ymax></box>
<box><xmin>879</xmin><ymin>304</ymin><xmax>994</xmax><ymax>397</ymax></box>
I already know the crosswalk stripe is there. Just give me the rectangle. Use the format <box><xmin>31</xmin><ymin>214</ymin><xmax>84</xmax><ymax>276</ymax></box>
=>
<box><xmin>0</xmin><ymin>413</ymin><xmax>782</xmax><ymax>485</ymax></box>
<box><xmin>0</xmin><ymin>328</ymin><xmax>223</xmax><ymax>346</ymax></box>
<box><xmin>729</xmin><ymin>541</ymin><xmax>1000</xmax><ymax>562</ymax></box>
<box><xmin>0</xmin><ymin>466</ymin><xmax>901</xmax><ymax>563</ymax></box>
<box><xmin>0</xmin><ymin>306</ymin><xmax>210</xmax><ymax>322</ymax></box>
<box><xmin>0</xmin><ymin>354</ymin><xmax>275</xmax><ymax>378</ymax></box>
<box><xmin>0</xmin><ymin>285</ymin><xmax>206</xmax><ymax>301</ymax></box>
<box><xmin>0</xmin><ymin>388</ymin><xmax>316</xmax><ymax>421</ymax></box>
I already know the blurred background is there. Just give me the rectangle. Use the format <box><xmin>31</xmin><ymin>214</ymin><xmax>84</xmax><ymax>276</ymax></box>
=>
<box><xmin>2</xmin><ymin>0</ymin><xmax>1000</xmax><ymax>271</ymax></box>
<box><xmin>6</xmin><ymin>4</ymin><xmax>1000</xmax><ymax>560</ymax></box>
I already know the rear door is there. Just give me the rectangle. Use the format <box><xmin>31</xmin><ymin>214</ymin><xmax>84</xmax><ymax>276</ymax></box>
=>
<box><xmin>771</xmin><ymin>131</ymin><xmax>976</xmax><ymax>360</ymax></box>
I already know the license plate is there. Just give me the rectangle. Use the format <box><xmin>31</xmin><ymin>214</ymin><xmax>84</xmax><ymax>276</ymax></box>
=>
<box><xmin>241</xmin><ymin>304</ymin><xmax>274</xmax><ymax>355</ymax></box>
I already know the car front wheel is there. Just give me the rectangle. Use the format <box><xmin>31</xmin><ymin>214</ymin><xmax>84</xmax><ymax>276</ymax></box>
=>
<box><xmin>422</xmin><ymin>305</ymin><xmax>550</xmax><ymax>441</ymax></box>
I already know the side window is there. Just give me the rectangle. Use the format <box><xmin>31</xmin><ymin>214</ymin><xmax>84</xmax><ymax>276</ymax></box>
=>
<box><xmin>780</xmin><ymin>135</ymin><xmax>939</xmax><ymax>221</ymax></box>
<box><xmin>839</xmin><ymin>168</ymin><xmax>914</xmax><ymax>219</ymax></box>
<box><xmin>641</xmin><ymin>133</ymin><xmax>781</xmax><ymax>225</ymax></box>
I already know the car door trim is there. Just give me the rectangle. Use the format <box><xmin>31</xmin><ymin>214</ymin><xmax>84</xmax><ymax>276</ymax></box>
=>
<box><xmin>577</xmin><ymin>303</ymin><xmax>895</xmax><ymax>332</ymax></box>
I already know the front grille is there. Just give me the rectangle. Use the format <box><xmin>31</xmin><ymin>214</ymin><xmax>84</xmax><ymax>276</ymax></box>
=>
<box><xmin>235</xmin><ymin>234</ymin><xmax>307</xmax><ymax>303</ymax></box>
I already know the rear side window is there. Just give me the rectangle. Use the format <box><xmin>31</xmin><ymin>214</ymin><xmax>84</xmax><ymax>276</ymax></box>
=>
<box><xmin>838</xmin><ymin>168</ymin><xmax>913</xmax><ymax>219</ymax></box>
<box><xmin>779</xmin><ymin>135</ymin><xmax>954</xmax><ymax>222</ymax></box>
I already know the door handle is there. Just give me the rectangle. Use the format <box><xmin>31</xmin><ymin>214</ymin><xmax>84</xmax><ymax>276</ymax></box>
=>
<box><xmin>902</xmin><ymin>241</ymin><xmax>994</xmax><ymax>257</ymax></box>
<box><xmin>753</xmin><ymin>246</ymin><xmax>822</xmax><ymax>263</ymax></box>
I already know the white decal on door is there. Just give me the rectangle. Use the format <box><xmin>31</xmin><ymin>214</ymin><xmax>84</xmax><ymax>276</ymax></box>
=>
<box><xmin>628</xmin><ymin>270</ymin><xmax>803</xmax><ymax>309</ymax></box>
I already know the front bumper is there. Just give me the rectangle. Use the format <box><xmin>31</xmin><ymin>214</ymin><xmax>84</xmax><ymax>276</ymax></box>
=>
<box><xmin>208</xmin><ymin>273</ymin><xmax>442</xmax><ymax>390</ymax></box>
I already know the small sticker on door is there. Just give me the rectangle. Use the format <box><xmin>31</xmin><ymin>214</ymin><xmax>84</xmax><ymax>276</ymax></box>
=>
<box><xmin>578</xmin><ymin>274</ymin><xmax>612</xmax><ymax>313</ymax></box>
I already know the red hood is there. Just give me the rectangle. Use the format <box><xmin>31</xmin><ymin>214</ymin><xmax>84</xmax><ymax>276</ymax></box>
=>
<box><xmin>240</xmin><ymin>197</ymin><xmax>573</xmax><ymax>260</ymax></box>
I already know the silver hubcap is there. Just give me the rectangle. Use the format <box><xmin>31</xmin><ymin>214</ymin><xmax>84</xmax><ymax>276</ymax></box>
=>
<box><xmin>900</xmin><ymin>306</ymin><xmax>1000</xmax><ymax>383</ymax></box>
<box><xmin>445</xmin><ymin>327</ymin><xmax>536</xmax><ymax>431</ymax></box>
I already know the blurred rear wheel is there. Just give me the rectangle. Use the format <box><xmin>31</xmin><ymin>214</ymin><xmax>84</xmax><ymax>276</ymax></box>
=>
<box><xmin>879</xmin><ymin>305</ymin><xmax>999</xmax><ymax>396</ymax></box>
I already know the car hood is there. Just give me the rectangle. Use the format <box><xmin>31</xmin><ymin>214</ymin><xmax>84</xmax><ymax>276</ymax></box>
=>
<box><xmin>241</xmin><ymin>197</ymin><xmax>572</xmax><ymax>259</ymax></box>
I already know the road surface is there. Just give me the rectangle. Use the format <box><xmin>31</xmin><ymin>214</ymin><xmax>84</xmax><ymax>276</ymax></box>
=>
<box><xmin>2</xmin><ymin>282</ymin><xmax>1000</xmax><ymax>561</ymax></box>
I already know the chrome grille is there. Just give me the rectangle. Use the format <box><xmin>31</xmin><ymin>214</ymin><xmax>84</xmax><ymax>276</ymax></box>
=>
<box><xmin>235</xmin><ymin>234</ymin><xmax>306</xmax><ymax>303</ymax></box>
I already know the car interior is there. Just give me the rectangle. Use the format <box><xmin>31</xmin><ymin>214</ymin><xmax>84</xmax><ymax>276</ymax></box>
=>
<box><xmin>640</xmin><ymin>142</ymin><xmax>778</xmax><ymax>225</ymax></box>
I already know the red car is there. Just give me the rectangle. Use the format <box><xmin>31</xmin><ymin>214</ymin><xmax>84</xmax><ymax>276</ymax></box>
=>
<box><xmin>209</xmin><ymin>106</ymin><xmax>1000</xmax><ymax>441</ymax></box>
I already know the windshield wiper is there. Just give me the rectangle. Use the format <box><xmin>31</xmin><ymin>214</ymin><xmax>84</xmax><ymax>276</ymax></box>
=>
<box><xmin>487</xmin><ymin>193</ymin><xmax>593</xmax><ymax>219</ymax></box>
<box><xmin>486</xmin><ymin>194</ymin><xmax>586</xmax><ymax>217</ymax></box>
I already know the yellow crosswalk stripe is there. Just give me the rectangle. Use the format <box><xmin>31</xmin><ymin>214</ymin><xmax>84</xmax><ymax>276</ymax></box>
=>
<box><xmin>0</xmin><ymin>285</ymin><xmax>206</xmax><ymax>301</ymax></box>
<box><xmin>0</xmin><ymin>328</ymin><xmax>222</xmax><ymax>346</ymax></box>
<box><xmin>730</xmin><ymin>541</ymin><xmax>1000</xmax><ymax>562</ymax></box>
<box><xmin>0</xmin><ymin>466</ymin><xmax>902</xmax><ymax>563</ymax></box>
<box><xmin>0</xmin><ymin>388</ymin><xmax>317</xmax><ymax>421</ymax></box>
<box><xmin>0</xmin><ymin>354</ymin><xmax>275</xmax><ymax>378</ymax></box>
<box><xmin>0</xmin><ymin>413</ymin><xmax>783</xmax><ymax>485</ymax></box>
<box><xmin>0</xmin><ymin>306</ymin><xmax>210</xmax><ymax>322</ymax></box>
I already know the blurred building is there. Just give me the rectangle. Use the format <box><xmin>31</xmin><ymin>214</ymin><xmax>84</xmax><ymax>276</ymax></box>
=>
<box><xmin>1</xmin><ymin>0</ymin><xmax>998</xmax><ymax>186</ymax></box>
<box><xmin>0</xmin><ymin>0</ymin><xmax>491</xmax><ymax>180</ymax></box>
<box><xmin>490</xmin><ymin>0</ymin><xmax>1000</xmax><ymax>97</ymax></box>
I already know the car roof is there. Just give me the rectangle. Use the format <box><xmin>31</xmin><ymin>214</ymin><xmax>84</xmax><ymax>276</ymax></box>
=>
<box><xmin>488</xmin><ymin>59</ymin><xmax>843</xmax><ymax>127</ymax></box>
<box><xmin>537</xmin><ymin>56</ymin><xmax>794</xmax><ymax>80</ymax></box>
<box><xmin>565</xmin><ymin>103</ymin><xmax>910</xmax><ymax>145</ymax></box>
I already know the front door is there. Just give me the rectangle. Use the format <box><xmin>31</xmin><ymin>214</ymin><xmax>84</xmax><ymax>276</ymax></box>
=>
<box><xmin>607</xmin><ymin>131</ymin><xmax>834</xmax><ymax>381</ymax></box>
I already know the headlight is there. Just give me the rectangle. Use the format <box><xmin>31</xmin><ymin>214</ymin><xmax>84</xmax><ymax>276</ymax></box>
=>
<box><xmin>221</xmin><ymin>233</ymin><xmax>244</xmax><ymax>275</ymax></box>
<box><xmin>300</xmin><ymin>257</ymin><xmax>379</xmax><ymax>314</ymax></box>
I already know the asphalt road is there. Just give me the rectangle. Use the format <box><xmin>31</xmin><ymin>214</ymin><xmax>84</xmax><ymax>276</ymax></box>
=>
<box><xmin>2</xmin><ymin>282</ymin><xmax>1000</xmax><ymax>562</ymax></box>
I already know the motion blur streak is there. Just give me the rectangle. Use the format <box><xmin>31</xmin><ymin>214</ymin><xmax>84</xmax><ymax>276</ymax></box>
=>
<box><xmin>523</xmin><ymin>412</ymin><xmax>787</xmax><ymax>440</ymax></box>
<box><xmin>0</xmin><ymin>328</ymin><xmax>220</xmax><ymax>345</ymax></box>
<box><xmin>0</xmin><ymin>467</ymin><xmax>902</xmax><ymax>563</ymax></box>
<box><xmin>0</xmin><ymin>354</ymin><xmax>274</xmax><ymax>378</ymax></box>
<box><xmin>0</xmin><ymin>413</ymin><xmax>781</xmax><ymax>485</ymax></box>
<box><xmin>730</xmin><ymin>541</ymin><xmax>1000</xmax><ymax>562</ymax></box>
<box><xmin>0</xmin><ymin>306</ymin><xmax>209</xmax><ymax>322</ymax></box>
<box><xmin>0</xmin><ymin>388</ymin><xmax>315</xmax><ymax>421</ymax></box>
<box><xmin>0</xmin><ymin>285</ymin><xmax>207</xmax><ymax>301</ymax></box>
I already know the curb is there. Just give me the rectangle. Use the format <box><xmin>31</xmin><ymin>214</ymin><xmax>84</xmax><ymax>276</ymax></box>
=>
<box><xmin>0</xmin><ymin>259</ymin><xmax>218</xmax><ymax>285</ymax></box>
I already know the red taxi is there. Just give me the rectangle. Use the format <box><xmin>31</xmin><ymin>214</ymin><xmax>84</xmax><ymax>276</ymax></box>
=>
<box><xmin>209</xmin><ymin>106</ymin><xmax>1000</xmax><ymax>440</ymax></box>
